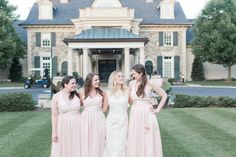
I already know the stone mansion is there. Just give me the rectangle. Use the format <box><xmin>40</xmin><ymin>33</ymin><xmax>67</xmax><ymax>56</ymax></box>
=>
<box><xmin>16</xmin><ymin>0</ymin><xmax>235</xmax><ymax>82</ymax></box>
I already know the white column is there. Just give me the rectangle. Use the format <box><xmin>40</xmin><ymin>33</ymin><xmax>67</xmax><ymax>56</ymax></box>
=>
<box><xmin>139</xmin><ymin>47</ymin><xmax>145</xmax><ymax>65</ymax></box>
<box><xmin>68</xmin><ymin>47</ymin><xmax>73</xmax><ymax>75</ymax></box>
<box><xmin>83</xmin><ymin>48</ymin><xmax>89</xmax><ymax>78</ymax></box>
<box><xmin>124</xmin><ymin>48</ymin><xmax>130</xmax><ymax>80</ymax></box>
<box><xmin>76</xmin><ymin>51</ymin><xmax>80</xmax><ymax>75</ymax></box>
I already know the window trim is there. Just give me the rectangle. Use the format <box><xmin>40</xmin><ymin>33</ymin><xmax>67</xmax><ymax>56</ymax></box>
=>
<box><xmin>41</xmin><ymin>33</ymin><xmax>51</xmax><ymax>47</ymax></box>
<box><xmin>163</xmin><ymin>56</ymin><xmax>174</xmax><ymax>78</ymax></box>
<box><xmin>163</xmin><ymin>32</ymin><xmax>173</xmax><ymax>47</ymax></box>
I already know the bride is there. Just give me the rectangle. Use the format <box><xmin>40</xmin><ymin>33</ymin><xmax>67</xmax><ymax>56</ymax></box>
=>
<box><xmin>103</xmin><ymin>70</ymin><xmax>129</xmax><ymax>157</ymax></box>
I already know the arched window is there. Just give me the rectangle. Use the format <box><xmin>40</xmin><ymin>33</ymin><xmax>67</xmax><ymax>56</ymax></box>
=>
<box><xmin>61</xmin><ymin>61</ymin><xmax>68</xmax><ymax>76</ymax></box>
<box><xmin>145</xmin><ymin>60</ymin><xmax>153</xmax><ymax>76</ymax></box>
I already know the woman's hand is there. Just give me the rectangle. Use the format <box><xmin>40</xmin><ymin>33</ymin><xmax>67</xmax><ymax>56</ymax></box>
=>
<box><xmin>52</xmin><ymin>132</ymin><xmax>58</xmax><ymax>142</ymax></box>
<box><xmin>154</xmin><ymin>108</ymin><xmax>161</xmax><ymax>114</ymax></box>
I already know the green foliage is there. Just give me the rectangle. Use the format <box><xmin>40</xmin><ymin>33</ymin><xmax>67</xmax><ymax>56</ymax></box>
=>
<box><xmin>0</xmin><ymin>92</ymin><xmax>36</xmax><ymax>111</ymax></box>
<box><xmin>192</xmin><ymin>0</ymin><xmax>236</xmax><ymax>81</ymax></box>
<box><xmin>174</xmin><ymin>94</ymin><xmax>236</xmax><ymax>108</ymax></box>
<box><xmin>9</xmin><ymin>58</ymin><xmax>23</xmax><ymax>82</ymax></box>
<box><xmin>0</xmin><ymin>0</ymin><xmax>26</xmax><ymax>70</ymax></box>
<box><xmin>191</xmin><ymin>57</ymin><xmax>205</xmax><ymax>81</ymax></box>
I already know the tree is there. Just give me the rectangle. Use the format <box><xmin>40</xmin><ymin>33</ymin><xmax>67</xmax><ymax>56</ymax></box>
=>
<box><xmin>9</xmin><ymin>57</ymin><xmax>22</xmax><ymax>82</ymax></box>
<box><xmin>192</xmin><ymin>0</ymin><xmax>236</xmax><ymax>81</ymax></box>
<box><xmin>0</xmin><ymin>0</ymin><xmax>26</xmax><ymax>70</ymax></box>
<box><xmin>191</xmin><ymin>57</ymin><xmax>205</xmax><ymax>81</ymax></box>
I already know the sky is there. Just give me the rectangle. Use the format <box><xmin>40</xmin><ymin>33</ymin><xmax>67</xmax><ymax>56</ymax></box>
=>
<box><xmin>8</xmin><ymin>0</ymin><xmax>210</xmax><ymax>20</ymax></box>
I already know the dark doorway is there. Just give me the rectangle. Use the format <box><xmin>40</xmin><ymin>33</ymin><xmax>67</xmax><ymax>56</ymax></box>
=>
<box><xmin>98</xmin><ymin>60</ymin><xmax>116</xmax><ymax>82</ymax></box>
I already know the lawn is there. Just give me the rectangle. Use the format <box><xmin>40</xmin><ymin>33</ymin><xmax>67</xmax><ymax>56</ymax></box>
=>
<box><xmin>0</xmin><ymin>82</ymin><xmax>23</xmax><ymax>87</ymax></box>
<box><xmin>0</xmin><ymin>108</ymin><xmax>236</xmax><ymax>157</ymax></box>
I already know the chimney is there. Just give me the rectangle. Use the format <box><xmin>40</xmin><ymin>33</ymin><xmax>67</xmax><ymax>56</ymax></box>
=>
<box><xmin>60</xmin><ymin>0</ymin><xmax>68</xmax><ymax>3</ymax></box>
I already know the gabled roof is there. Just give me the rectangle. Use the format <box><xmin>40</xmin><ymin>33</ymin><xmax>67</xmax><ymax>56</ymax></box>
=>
<box><xmin>21</xmin><ymin>0</ymin><xmax>191</xmax><ymax>26</ymax></box>
<box><xmin>64</xmin><ymin>28</ymin><xmax>148</xmax><ymax>43</ymax></box>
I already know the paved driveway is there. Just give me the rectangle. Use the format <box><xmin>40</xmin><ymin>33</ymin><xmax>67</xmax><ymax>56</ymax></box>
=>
<box><xmin>172</xmin><ymin>86</ymin><xmax>236</xmax><ymax>98</ymax></box>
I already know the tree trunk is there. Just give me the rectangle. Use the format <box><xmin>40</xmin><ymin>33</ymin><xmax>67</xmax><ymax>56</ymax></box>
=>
<box><xmin>227</xmin><ymin>65</ymin><xmax>232</xmax><ymax>82</ymax></box>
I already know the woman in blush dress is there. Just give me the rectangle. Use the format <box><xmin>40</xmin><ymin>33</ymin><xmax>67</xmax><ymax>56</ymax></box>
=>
<box><xmin>50</xmin><ymin>76</ymin><xmax>81</xmax><ymax>157</ymax></box>
<box><xmin>127</xmin><ymin>64</ymin><xmax>167</xmax><ymax>157</ymax></box>
<box><xmin>80</xmin><ymin>73</ymin><xmax>107</xmax><ymax>157</ymax></box>
<box><xmin>103</xmin><ymin>70</ymin><xmax>129</xmax><ymax>157</ymax></box>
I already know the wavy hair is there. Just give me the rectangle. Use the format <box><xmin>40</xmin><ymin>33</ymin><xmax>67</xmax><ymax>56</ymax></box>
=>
<box><xmin>61</xmin><ymin>76</ymin><xmax>79</xmax><ymax>100</ymax></box>
<box><xmin>108</xmin><ymin>70</ymin><xmax>127</xmax><ymax>95</ymax></box>
<box><xmin>84</xmin><ymin>73</ymin><xmax>103</xmax><ymax>99</ymax></box>
<box><xmin>132</xmin><ymin>64</ymin><xmax>148</xmax><ymax>98</ymax></box>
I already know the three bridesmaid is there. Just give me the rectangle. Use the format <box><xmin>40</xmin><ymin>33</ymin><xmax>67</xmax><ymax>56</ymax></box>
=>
<box><xmin>50</xmin><ymin>64</ymin><xmax>167</xmax><ymax>157</ymax></box>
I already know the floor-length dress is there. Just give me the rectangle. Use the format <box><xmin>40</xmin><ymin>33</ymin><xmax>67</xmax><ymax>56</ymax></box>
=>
<box><xmin>81</xmin><ymin>94</ymin><xmax>106</xmax><ymax>157</ymax></box>
<box><xmin>50</xmin><ymin>91</ymin><xmax>81</xmax><ymax>157</ymax></box>
<box><xmin>103</xmin><ymin>91</ymin><xmax>129</xmax><ymax>157</ymax></box>
<box><xmin>127</xmin><ymin>81</ymin><xmax>163</xmax><ymax>157</ymax></box>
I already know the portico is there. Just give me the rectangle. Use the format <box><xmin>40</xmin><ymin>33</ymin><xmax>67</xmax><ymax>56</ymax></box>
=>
<box><xmin>64</xmin><ymin>28</ymin><xmax>148</xmax><ymax>80</ymax></box>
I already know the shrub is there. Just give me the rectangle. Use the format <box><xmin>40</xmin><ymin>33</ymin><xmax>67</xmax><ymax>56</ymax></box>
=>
<box><xmin>191</xmin><ymin>57</ymin><xmax>205</xmax><ymax>81</ymax></box>
<box><xmin>0</xmin><ymin>92</ymin><xmax>36</xmax><ymax>112</ymax></box>
<box><xmin>9</xmin><ymin>58</ymin><xmax>23</xmax><ymax>82</ymax></box>
<box><xmin>174</xmin><ymin>94</ymin><xmax>236</xmax><ymax>108</ymax></box>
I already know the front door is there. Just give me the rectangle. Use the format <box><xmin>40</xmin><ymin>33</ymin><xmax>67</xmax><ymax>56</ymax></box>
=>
<box><xmin>98</xmin><ymin>60</ymin><xmax>116</xmax><ymax>82</ymax></box>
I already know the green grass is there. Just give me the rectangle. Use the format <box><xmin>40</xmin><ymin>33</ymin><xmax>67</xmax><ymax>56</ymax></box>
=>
<box><xmin>1</xmin><ymin>108</ymin><xmax>236</xmax><ymax>157</ymax></box>
<box><xmin>0</xmin><ymin>82</ymin><xmax>23</xmax><ymax>87</ymax></box>
<box><xmin>187</xmin><ymin>80</ymin><xmax>236</xmax><ymax>86</ymax></box>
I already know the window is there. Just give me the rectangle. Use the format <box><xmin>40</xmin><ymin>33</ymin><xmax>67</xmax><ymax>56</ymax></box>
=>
<box><xmin>163</xmin><ymin>56</ymin><xmax>174</xmax><ymax>78</ymax></box>
<box><xmin>39</xmin><ymin>4</ymin><xmax>52</xmax><ymax>19</ymax></box>
<box><xmin>163</xmin><ymin>32</ymin><xmax>172</xmax><ymax>46</ymax></box>
<box><xmin>42</xmin><ymin>57</ymin><xmax>51</xmax><ymax>76</ymax></box>
<box><xmin>41</xmin><ymin>33</ymin><xmax>51</xmax><ymax>47</ymax></box>
<box><xmin>160</xmin><ymin>2</ymin><xmax>174</xmax><ymax>19</ymax></box>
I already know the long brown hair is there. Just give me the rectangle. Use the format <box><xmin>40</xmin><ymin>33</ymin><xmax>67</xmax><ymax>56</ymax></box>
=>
<box><xmin>61</xmin><ymin>76</ymin><xmax>79</xmax><ymax>100</ymax></box>
<box><xmin>84</xmin><ymin>73</ymin><xmax>103</xmax><ymax>99</ymax></box>
<box><xmin>132</xmin><ymin>64</ymin><xmax>148</xmax><ymax>98</ymax></box>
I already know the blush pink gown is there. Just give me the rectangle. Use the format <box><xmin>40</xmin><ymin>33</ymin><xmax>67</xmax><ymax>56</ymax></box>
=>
<box><xmin>127</xmin><ymin>81</ymin><xmax>163</xmax><ymax>157</ymax></box>
<box><xmin>50</xmin><ymin>91</ymin><xmax>81</xmax><ymax>157</ymax></box>
<box><xmin>81</xmin><ymin>94</ymin><xmax>106</xmax><ymax>157</ymax></box>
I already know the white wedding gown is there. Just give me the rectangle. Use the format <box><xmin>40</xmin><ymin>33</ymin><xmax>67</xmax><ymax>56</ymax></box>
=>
<box><xmin>103</xmin><ymin>91</ymin><xmax>129</xmax><ymax>157</ymax></box>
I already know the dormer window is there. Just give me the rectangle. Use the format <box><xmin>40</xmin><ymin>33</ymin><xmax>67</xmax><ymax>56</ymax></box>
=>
<box><xmin>38</xmin><ymin>0</ymin><xmax>53</xmax><ymax>20</ymax></box>
<box><xmin>160</xmin><ymin>0</ymin><xmax>174</xmax><ymax>19</ymax></box>
<box><xmin>92</xmin><ymin>0</ymin><xmax>122</xmax><ymax>8</ymax></box>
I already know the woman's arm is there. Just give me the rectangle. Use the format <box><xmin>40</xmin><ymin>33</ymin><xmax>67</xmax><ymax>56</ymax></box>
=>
<box><xmin>102</xmin><ymin>92</ymin><xmax>109</xmax><ymax>112</ymax></box>
<box><xmin>128</xmin><ymin>81</ymin><xmax>133</xmax><ymax>105</ymax></box>
<box><xmin>149</xmin><ymin>80</ymin><xmax>167</xmax><ymax>113</ymax></box>
<box><xmin>51</xmin><ymin>94</ymin><xmax>59</xmax><ymax>142</ymax></box>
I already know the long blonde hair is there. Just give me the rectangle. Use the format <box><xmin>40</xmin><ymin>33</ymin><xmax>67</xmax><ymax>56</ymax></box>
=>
<box><xmin>108</xmin><ymin>70</ymin><xmax>127</xmax><ymax>95</ymax></box>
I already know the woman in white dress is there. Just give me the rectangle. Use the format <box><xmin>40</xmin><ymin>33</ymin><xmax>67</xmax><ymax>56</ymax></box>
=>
<box><xmin>103</xmin><ymin>70</ymin><xmax>129</xmax><ymax>157</ymax></box>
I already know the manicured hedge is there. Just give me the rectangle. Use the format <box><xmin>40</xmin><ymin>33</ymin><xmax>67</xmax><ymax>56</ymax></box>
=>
<box><xmin>174</xmin><ymin>94</ymin><xmax>236</xmax><ymax>108</ymax></box>
<box><xmin>0</xmin><ymin>92</ymin><xmax>36</xmax><ymax>112</ymax></box>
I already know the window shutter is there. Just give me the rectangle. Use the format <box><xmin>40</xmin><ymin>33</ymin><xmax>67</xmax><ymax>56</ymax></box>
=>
<box><xmin>51</xmin><ymin>32</ymin><xmax>56</xmax><ymax>47</ymax></box>
<box><xmin>34</xmin><ymin>56</ymin><xmax>41</xmax><ymax>77</ymax></box>
<box><xmin>61</xmin><ymin>61</ymin><xmax>68</xmax><ymax>76</ymax></box>
<box><xmin>157</xmin><ymin>56</ymin><xmax>163</xmax><ymax>77</ymax></box>
<box><xmin>36</xmin><ymin>32</ymin><xmax>41</xmax><ymax>47</ymax></box>
<box><xmin>52</xmin><ymin>56</ymin><xmax>58</xmax><ymax>76</ymax></box>
<box><xmin>174</xmin><ymin>56</ymin><xmax>180</xmax><ymax>79</ymax></box>
<box><xmin>159</xmin><ymin>32</ymin><xmax>163</xmax><ymax>46</ymax></box>
<box><xmin>173</xmin><ymin>32</ymin><xmax>178</xmax><ymax>46</ymax></box>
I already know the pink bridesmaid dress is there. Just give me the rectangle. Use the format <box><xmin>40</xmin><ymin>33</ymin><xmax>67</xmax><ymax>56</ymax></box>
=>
<box><xmin>50</xmin><ymin>91</ymin><xmax>81</xmax><ymax>157</ymax></box>
<box><xmin>127</xmin><ymin>81</ymin><xmax>163</xmax><ymax>157</ymax></box>
<box><xmin>81</xmin><ymin>94</ymin><xmax>106</xmax><ymax>157</ymax></box>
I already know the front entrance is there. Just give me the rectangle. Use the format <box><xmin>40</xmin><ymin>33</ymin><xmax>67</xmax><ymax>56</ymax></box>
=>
<box><xmin>98</xmin><ymin>60</ymin><xmax>116</xmax><ymax>82</ymax></box>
